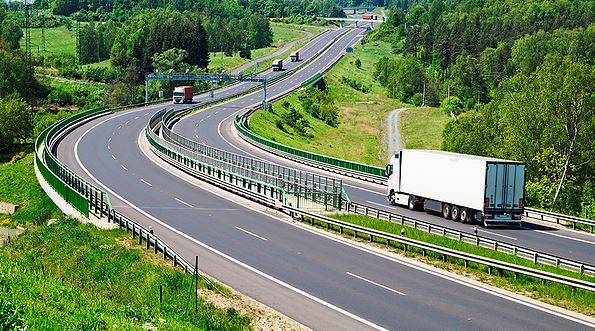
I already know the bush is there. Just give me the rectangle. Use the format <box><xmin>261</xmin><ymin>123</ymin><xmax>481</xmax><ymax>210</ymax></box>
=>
<box><xmin>340</xmin><ymin>76</ymin><xmax>370</xmax><ymax>93</ymax></box>
<box><xmin>239</xmin><ymin>49</ymin><xmax>252</xmax><ymax>59</ymax></box>
<box><xmin>355</xmin><ymin>58</ymin><xmax>362</xmax><ymax>69</ymax></box>
<box><xmin>320</xmin><ymin>103</ymin><xmax>339</xmax><ymax>127</ymax></box>
<box><xmin>0</xmin><ymin>299</ymin><xmax>25</xmax><ymax>331</ymax></box>
<box><xmin>282</xmin><ymin>106</ymin><xmax>303</xmax><ymax>127</ymax></box>
<box><xmin>281</xmin><ymin>100</ymin><xmax>291</xmax><ymax>109</ymax></box>
<box><xmin>409</xmin><ymin>93</ymin><xmax>423</xmax><ymax>106</ymax></box>
<box><xmin>440</xmin><ymin>96</ymin><xmax>464</xmax><ymax>117</ymax></box>
<box><xmin>82</xmin><ymin>67</ymin><xmax>118</xmax><ymax>83</ymax></box>
<box><xmin>275</xmin><ymin>119</ymin><xmax>285</xmax><ymax>131</ymax></box>
<box><xmin>295</xmin><ymin>118</ymin><xmax>311</xmax><ymax>136</ymax></box>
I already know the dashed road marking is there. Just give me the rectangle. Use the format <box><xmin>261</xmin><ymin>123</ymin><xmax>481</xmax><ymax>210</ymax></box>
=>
<box><xmin>235</xmin><ymin>227</ymin><xmax>268</xmax><ymax>241</ymax></box>
<box><xmin>140</xmin><ymin>179</ymin><xmax>153</xmax><ymax>187</ymax></box>
<box><xmin>175</xmin><ymin>198</ymin><xmax>194</xmax><ymax>208</ymax></box>
<box><xmin>111</xmin><ymin>154</ymin><xmax>116</xmax><ymax>160</ymax></box>
<box><xmin>346</xmin><ymin>272</ymin><xmax>406</xmax><ymax>296</ymax></box>
<box><xmin>121</xmin><ymin>165</ymin><xmax>128</xmax><ymax>171</ymax></box>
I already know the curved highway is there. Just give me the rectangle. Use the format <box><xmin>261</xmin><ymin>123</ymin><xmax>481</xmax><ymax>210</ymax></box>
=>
<box><xmin>55</xmin><ymin>26</ymin><xmax>595</xmax><ymax>330</ymax></box>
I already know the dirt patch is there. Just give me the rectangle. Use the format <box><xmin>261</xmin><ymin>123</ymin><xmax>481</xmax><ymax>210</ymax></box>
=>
<box><xmin>197</xmin><ymin>287</ymin><xmax>310</xmax><ymax>331</ymax></box>
<box><xmin>0</xmin><ymin>226</ymin><xmax>25</xmax><ymax>246</ymax></box>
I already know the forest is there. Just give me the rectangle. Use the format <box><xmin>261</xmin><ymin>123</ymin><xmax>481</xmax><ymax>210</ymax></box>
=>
<box><xmin>371</xmin><ymin>0</ymin><xmax>594</xmax><ymax>216</ymax></box>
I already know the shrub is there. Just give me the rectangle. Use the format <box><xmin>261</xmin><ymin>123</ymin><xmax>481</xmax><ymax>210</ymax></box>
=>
<box><xmin>355</xmin><ymin>58</ymin><xmax>362</xmax><ymax>69</ymax></box>
<box><xmin>341</xmin><ymin>76</ymin><xmax>370</xmax><ymax>93</ymax></box>
<box><xmin>320</xmin><ymin>103</ymin><xmax>339</xmax><ymax>127</ymax></box>
<box><xmin>440</xmin><ymin>96</ymin><xmax>464</xmax><ymax>117</ymax></box>
<box><xmin>0</xmin><ymin>299</ymin><xmax>25</xmax><ymax>331</ymax></box>
<box><xmin>294</xmin><ymin>118</ymin><xmax>310</xmax><ymax>136</ymax></box>
<box><xmin>282</xmin><ymin>106</ymin><xmax>303</xmax><ymax>127</ymax></box>
<box><xmin>275</xmin><ymin>119</ymin><xmax>285</xmax><ymax>131</ymax></box>
<box><xmin>409</xmin><ymin>93</ymin><xmax>423</xmax><ymax>106</ymax></box>
<box><xmin>239</xmin><ymin>49</ymin><xmax>252</xmax><ymax>59</ymax></box>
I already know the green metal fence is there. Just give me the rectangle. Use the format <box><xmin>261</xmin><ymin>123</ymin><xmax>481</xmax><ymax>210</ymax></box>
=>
<box><xmin>234</xmin><ymin>115</ymin><xmax>386</xmax><ymax>178</ymax></box>
<box><xmin>35</xmin><ymin>128</ymin><xmax>90</xmax><ymax>217</ymax></box>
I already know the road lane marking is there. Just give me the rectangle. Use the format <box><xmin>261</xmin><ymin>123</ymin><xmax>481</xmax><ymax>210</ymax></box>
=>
<box><xmin>195</xmin><ymin>123</ymin><xmax>199</xmax><ymax>127</ymax></box>
<box><xmin>236</xmin><ymin>226</ymin><xmax>268</xmax><ymax>241</ymax></box>
<box><xmin>107</xmin><ymin>145</ymin><xmax>110</xmax><ymax>150</ymax></box>
<box><xmin>108</xmin><ymin>138</ymin><xmax>111</xmax><ymax>143</ymax></box>
<box><xmin>346</xmin><ymin>272</ymin><xmax>405</xmax><ymax>296</ymax></box>
<box><xmin>111</xmin><ymin>154</ymin><xmax>116</xmax><ymax>160</ymax></box>
<box><xmin>140</xmin><ymin>179</ymin><xmax>153</xmax><ymax>187</ymax></box>
<box><xmin>121</xmin><ymin>165</ymin><xmax>128</xmax><ymax>171</ymax></box>
<box><xmin>175</xmin><ymin>198</ymin><xmax>194</xmax><ymax>208</ymax></box>
<box><xmin>126</xmin><ymin>120</ymin><xmax>130</xmax><ymax>124</ymax></box>
<box><xmin>76</xmin><ymin>126</ymin><xmax>389</xmax><ymax>331</ymax></box>
<box><xmin>118</xmin><ymin>125</ymin><xmax>122</xmax><ymax>129</ymax></box>
<box><xmin>135</xmin><ymin>116</ymin><xmax>139</xmax><ymax>119</ymax></box>
<box><xmin>112</xmin><ymin>131</ymin><xmax>115</xmax><ymax>135</ymax></box>
<box><xmin>530</xmin><ymin>229</ymin><xmax>595</xmax><ymax>245</ymax></box>
<box><xmin>475</xmin><ymin>228</ymin><xmax>517</xmax><ymax>241</ymax></box>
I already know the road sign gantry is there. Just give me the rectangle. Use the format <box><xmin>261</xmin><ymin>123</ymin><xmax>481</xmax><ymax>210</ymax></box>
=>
<box><xmin>144</xmin><ymin>72</ymin><xmax>268</xmax><ymax>106</ymax></box>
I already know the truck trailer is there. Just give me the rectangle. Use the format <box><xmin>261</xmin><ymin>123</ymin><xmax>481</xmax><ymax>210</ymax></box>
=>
<box><xmin>386</xmin><ymin>150</ymin><xmax>525</xmax><ymax>226</ymax></box>
<box><xmin>272</xmin><ymin>59</ymin><xmax>283</xmax><ymax>71</ymax></box>
<box><xmin>172</xmin><ymin>86</ymin><xmax>193</xmax><ymax>104</ymax></box>
<box><xmin>290</xmin><ymin>51</ymin><xmax>300</xmax><ymax>62</ymax></box>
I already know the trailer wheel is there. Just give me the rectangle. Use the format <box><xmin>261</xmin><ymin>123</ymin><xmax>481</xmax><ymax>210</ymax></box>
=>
<box><xmin>442</xmin><ymin>204</ymin><xmax>451</xmax><ymax>219</ymax></box>
<box><xmin>451</xmin><ymin>206</ymin><xmax>461</xmax><ymax>222</ymax></box>
<box><xmin>408</xmin><ymin>195</ymin><xmax>417</xmax><ymax>211</ymax></box>
<box><xmin>460</xmin><ymin>208</ymin><xmax>473</xmax><ymax>224</ymax></box>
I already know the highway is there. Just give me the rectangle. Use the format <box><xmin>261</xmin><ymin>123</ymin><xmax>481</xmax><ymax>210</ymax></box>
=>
<box><xmin>55</xmin><ymin>25</ymin><xmax>595</xmax><ymax>330</ymax></box>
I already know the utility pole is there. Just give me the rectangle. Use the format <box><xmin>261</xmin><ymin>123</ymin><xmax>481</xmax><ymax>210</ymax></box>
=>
<box><xmin>41</xmin><ymin>8</ymin><xmax>46</xmax><ymax>54</ymax></box>
<box><xmin>422</xmin><ymin>80</ymin><xmax>426</xmax><ymax>107</ymax></box>
<box><xmin>24</xmin><ymin>0</ymin><xmax>32</xmax><ymax>63</ymax></box>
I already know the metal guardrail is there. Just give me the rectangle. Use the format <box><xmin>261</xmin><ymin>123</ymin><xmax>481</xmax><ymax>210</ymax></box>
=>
<box><xmin>161</xmin><ymin>109</ymin><xmax>344</xmax><ymax>208</ymax></box>
<box><xmin>525</xmin><ymin>207</ymin><xmax>595</xmax><ymax>232</ymax></box>
<box><xmin>344</xmin><ymin>201</ymin><xmax>595</xmax><ymax>277</ymax></box>
<box><xmin>287</xmin><ymin>206</ymin><xmax>595</xmax><ymax>292</ymax></box>
<box><xmin>36</xmin><ymin>104</ymin><xmax>197</xmax><ymax>276</ymax></box>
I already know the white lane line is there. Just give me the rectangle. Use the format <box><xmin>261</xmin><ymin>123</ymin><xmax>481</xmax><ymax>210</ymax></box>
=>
<box><xmin>346</xmin><ymin>272</ymin><xmax>406</xmax><ymax>296</ymax></box>
<box><xmin>215</xmin><ymin>111</ymin><xmax>218</xmax><ymax>114</ymax></box>
<box><xmin>126</xmin><ymin>120</ymin><xmax>130</xmax><ymax>124</ymax></box>
<box><xmin>235</xmin><ymin>226</ymin><xmax>268</xmax><ymax>241</ymax></box>
<box><xmin>365</xmin><ymin>200</ymin><xmax>393</xmax><ymax>209</ymax></box>
<box><xmin>529</xmin><ymin>229</ymin><xmax>595</xmax><ymax>245</ymax></box>
<box><xmin>107</xmin><ymin>145</ymin><xmax>111</xmax><ymax>150</ymax></box>
<box><xmin>195</xmin><ymin>135</ymin><xmax>199</xmax><ymax>138</ymax></box>
<box><xmin>108</xmin><ymin>138</ymin><xmax>111</xmax><ymax>143</ymax></box>
<box><xmin>175</xmin><ymin>197</ymin><xmax>194</xmax><ymax>208</ymax></box>
<box><xmin>118</xmin><ymin>125</ymin><xmax>122</xmax><ymax>129</ymax></box>
<box><xmin>111</xmin><ymin>154</ymin><xmax>116</xmax><ymax>160</ymax></box>
<box><xmin>200</xmin><ymin>119</ymin><xmax>204</xmax><ymax>122</ymax></box>
<box><xmin>475</xmin><ymin>228</ymin><xmax>517</xmax><ymax>241</ymax></box>
<box><xmin>112</xmin><ymin>131</ymin><xmax>115</xmax><ymax>135</ymax></box>
<box><xmin>195</xmin><ymin>123</ymin><xmax>199</xmax><ymax>127</ymax></box>
<box><xmin>135</xmin><ymin>116</ymin><xmax>139</xmax><ymax>120</ymax></box>
<box><xmin>74</xmin><ymin>126</ymin><xmax>389</xmax><ymax>331</ymax></box>
<box><xmin>140</xmin><ymin>179</ymin><xmax>153</xmax><ymax>187</ymax></box>
<box><xmin>121</xmin><ymin>165</ymin><xmax>128</xmax><ymax>171</ymax></box>
<box><xmin>207</xmin><ymin>115</ymin><xmax>211</xmax><ymax>118</ymax></box>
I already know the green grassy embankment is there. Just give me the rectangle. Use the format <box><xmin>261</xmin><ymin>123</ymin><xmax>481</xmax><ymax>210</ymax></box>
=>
<box><xmin>209</xmin><ymin>25</ymin><xmax>307</xmax><ymax>72</ymax></box>
<box><xmin>312</xmin><ymin>213</ymin><xmax>595</xmax><ymax>316</ymax></box>
<box><xmin>248</xmin><ymin>39</ymin><xmax>404</xmax><ymax>166</ymax></box>
<box><xmin>399</xmin><ymin>107</ymin><xmax>449</xmax><ymax>150</ymax></box>
<box><xmin>0</xmin><ymin>153</ymin><xmax>252</xmax><ymax>329</ymax></box>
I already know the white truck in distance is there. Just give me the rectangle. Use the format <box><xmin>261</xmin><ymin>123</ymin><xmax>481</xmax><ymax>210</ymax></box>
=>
<box><xmin>386</xmin><ymin>150</ymin><xmax>526</xmax><ymax>226</ymax></box>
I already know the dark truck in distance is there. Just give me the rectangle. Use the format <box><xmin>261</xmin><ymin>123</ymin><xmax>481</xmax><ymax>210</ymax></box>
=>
<box><xmin>386</xmin><ymin>149</ymin><xmax>526</xmax><ymax>226</ymax></box>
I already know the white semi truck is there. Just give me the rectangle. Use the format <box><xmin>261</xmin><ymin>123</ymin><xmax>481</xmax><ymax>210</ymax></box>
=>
<box><xmin>386</xmin><ymin>150</ymin><xmax>526</xmax><ymax>226</ymax></box>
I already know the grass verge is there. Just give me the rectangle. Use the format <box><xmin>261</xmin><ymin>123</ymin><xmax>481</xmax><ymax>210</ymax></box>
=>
<box><xmin>0</xmin><ymin>153</ymin><xmax>61</xmax><ymax>226</ymax></box>
<box><xmin>0</xmin><ymin>218</ymin><xmax>250</xmax><ymax>330</ymax></box>
<box><xmin>399</xmin><ymin>107</ymin><xmax>449</xmax><ymax>150</ymax></box>
<box><xmin>310</xmin><ymin>213</ymin><xmax>595</xmax><ymax>316</ymax></box>
<box><xmin>248</xmin><ymin>38</ymin><xmax>404</xmax><ymax>166</ymax></box>
<box><xmin>0</xmin><ymin>151</ymin><xmax>252</xmax><ymax>329</ymax></box>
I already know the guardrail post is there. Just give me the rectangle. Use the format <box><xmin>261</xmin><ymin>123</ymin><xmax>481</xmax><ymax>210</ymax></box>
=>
<box><xmin>533</xmin><ymin>252</ymin><xmax>538</xmax><ymax>264</ymax></box>
<box><xmin>580</xmin><ymin>264</ymin><xmax>584</xmax><ymax>274</ymax></box>
<box><xmin>163</xmin><ymin>246</ymin><xmax>167</xmax><ymax>259</ymax></box>
<box><xmin>100</xmin><ymin>193</ymin><xmax>104</xmax><ymax>216</ymax></box>
<box><xmin>154</xmin><ymin>238</ymin><xmax>159</xmax><ymax>254</ymax></box>
<box><xmin>132</xmin><ymin>224</ymin><xmax>135</xmax><ymax>238</ymax></box>
<box><xmin>146</xmin><ymin>233</ymin><xmax>150</xmax><ymax>250</ymax></box>
<box><xmin>139</xmin><ymin>229</ymin><xmax>143</xmax><ymax>245</ymax></box>
<box><xmin>173</xmin><ymin>254</ymin><xmax>177</xmax><ymax>268</ymax></box>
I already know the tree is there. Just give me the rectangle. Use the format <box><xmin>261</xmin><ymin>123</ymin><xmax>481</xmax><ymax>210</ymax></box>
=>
<box><xmin>0</xmin><ymin>18</ymin><xmax>23</xmax><ymax>50</ymax></box>
<box><xmin>151</xmin><ymin>48</ymin><xmax>190</xmax><ymax>72</ymax></box>
<box><xmin>354</xmin><ymin>58</ymin><xmax>362</xmax><ymax>69</ymax></box>
<box><xmin>0</xmin><ymin>49</ymin><xmax>38</xmax><ymax>99</ymax></box>
<box><xmin>440</xmin><ymin>96</ymin><xmax>463</xmax><ymax>117</ymax></box>
<box><xmin>0</xmin><ymin>95</ymin><xmax>32</xmax><ymax>151</ymax></box>
<box><xmin>501</xmin><ymin>55</ymin><xmax>594</xmax><ymax>208</ymax></box>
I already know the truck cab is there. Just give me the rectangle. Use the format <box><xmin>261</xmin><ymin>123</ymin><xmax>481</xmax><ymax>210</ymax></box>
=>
<box><xmin>272</xmin><ymin>59</ymin><xmax>283</xmax><ymax>71</ymax></box>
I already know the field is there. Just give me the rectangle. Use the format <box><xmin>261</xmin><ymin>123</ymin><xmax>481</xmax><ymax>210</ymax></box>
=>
<box><xmin>399</xmin><ymin>107</ymin><xmax>449</xmax><ymax>150</ymax></box>
<box><xmin>249</xmin><ymin>39</ymin><xmax>404</xmax><ymax>166</ymax></box>
<box><xmin>20</xmin><ymin>26</ymin><xmax>77</xmax><ymax>57</ymax></box>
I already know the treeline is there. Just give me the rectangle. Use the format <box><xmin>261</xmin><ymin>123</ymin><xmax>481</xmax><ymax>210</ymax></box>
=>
<box><xmin>10</xmin><ymin>0</ymin><xmax>351</xmax><ymax>22</ymax></box>
<box><xmin>78</xmin><ymin>21</ymin><xmax>118</xmax><ymax>64</ymax></box>
<box><xmin>372</xmin><ymin>0</ymin><xmax>595</xmax><ymax>216</ymax></box>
